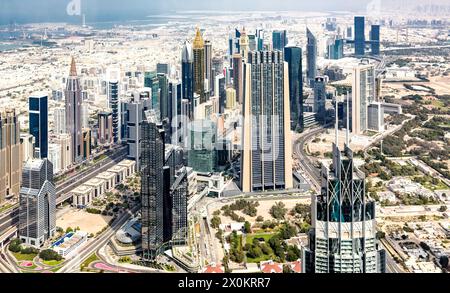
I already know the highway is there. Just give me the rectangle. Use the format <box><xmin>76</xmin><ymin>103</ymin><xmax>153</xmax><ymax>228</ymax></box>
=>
<box><xmin>293</xmin><ymin>127</ymin><xmax>326</xmax><ymax>192</ymax></box>
<box><xmin>0</xmin><ymin>146</ymin><xmax>128</xmax><ymax>238</ymax></box>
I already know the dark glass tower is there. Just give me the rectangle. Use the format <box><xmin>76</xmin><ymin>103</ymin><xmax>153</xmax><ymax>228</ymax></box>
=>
<box><xmin>306</xmin><ymin>28</ymin><xmax>317</xmax><ymax>87</ymax></box>
<box><xmin>65</xmin><ymin>57</ymin><xmax>82</xmax><ymax>163</ymax></box>
<box><xmin>181</xmin><ymin>41</ymin><xmax>194</xmax><ymax>118</ymax></box>
<box><xmin>284</xmin><ymin>46</ymin><xmax>304</xmax><ymax>132</ymax></box>
<box><xmin>29</xmin><ymin>93</ymin><xmax>48</xmax><ymax>159</ymax></box>
<box><xmin>354</xmin><ymin>16</ymin><xmax>366</xmax><ymax>56</ymax></box>
<box><xmin>140</xmin><ymin>111</ymin><xmax>165</xmax><ymax>260</ymax></box>
<box><xmin>272</xmin><ymin>30</ymin><xmax>287</xmax><ymax>51</ymax></box>
<box><xmin>313</xmin><ymin>76</ymin><xmax>327</xmax><ymax>124</ymax></box>
<box><xmin>370</xmin><ymin>25</ymin><xmax>380</xmax><ymax>56</ymax></box>
<box><xmin>303</xmin><ymin>143</ymin><xmax>386</xmax><ymax>273</ymax></box>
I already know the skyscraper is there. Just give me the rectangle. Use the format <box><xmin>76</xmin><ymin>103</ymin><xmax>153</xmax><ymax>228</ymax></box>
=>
<box><xmin>65</xmin><ymin>57</ymin><xmax>83</xmax><ymax>163</ymax></box>
<box><xmin>170</xmin><ymin>167</ymin><xmax>188</xmax><ymax>246</ymax></box>
<box><xmin>193</xmin><ymin>28</ymin><xmax>206</xmax><ymax>104</ymax></box>
<box><xmin>354</xmin><ymin>16</ymin><xmax>366</xmax><ymax>56</ymax></box>
<box><xmin>156</xmin><ymin>63</ymin><xmax>170</xmax><ymax>75</ymax></box>
<box><xmin>97</xmin><ymin>111</ymin><xmax>113</xmax><ymax>146</ymax></box>
<box><xmin>141</xmin><ymin>110</ymin><xmax>165</xmax><ymax>260</ymax></box>
<box><xmin>107</xmin><ymin>80</ymin><xmax>120</xmax><ymax>143</ymax></box>
<box><xmin>240</xmin><ymin>27</ymin><xmax>250</xmax><ymax>59</ymax></box>
<box><xmin>81</xmin><ymin>128</ymin><xmax>91</xmax><ymax>160</ymax></box>
<box><xmin>53</xmin><ymin>107</ymin><xmax>66</xmax><ymax>135</ymax></box>
<box><xmin>204</xmin><ymin>40</ymin><xmax>213</xmax><ymax>96</ymax></box>
<box><xmin>18</xmin><ymin>158</ymin><xmax>56</xmax><ymax>248</ymax></box>
<box><xmin>351</xmin><ymin>62</ymin><xmax>376</xmax><ymax>134</ymax></box>
<box><xmin>181</xmin><ymin>41</ymin><xmax>194</xmax><ymax>118</ymax></box>
<box><xmin>370</xmin><ymin>25</ymin><xmax>380</xmax><ymax>56</ymax></box>
<box><xmin>232</xmin><ymin>54</ymin><xmax>243</xmax><ymax>104</ymax></box>
<box><xmin>303</xmin><ymin>143</ymin><xmax>386</xmax><ymax>273</ymax></box>
<box><xmin>306</xmin><ymin>28</ymin><xmax>318</xmax><ymax>87</ymax></box>
<box><xmin>272</xmin><ymin>30</ymin><xmax>287</xmax><ymax>51</ymax></box>
<box><xmin>144</xmin><ymin>72</ymin><xmax>160</xmax><ymax>115</ymax></box>
<box><xmin>241</xmin><ymin>51</ymin><xmax>293</xmax><ymax>192</ymax></box>
<box><xmin>20</xmin><ymin>133</ymin><xmax>35</xmax><ymax>163</ymax></box>
<box><xmin>188</xmin><ymin>120</ymin><xmax>217</xmax><ymax>174</ymax></box>
<box><xmin>29</xmin><ymin>93</ymin><xmax>48</xmax><ymax>159</ymax></box>
<box><xmin>314</xmin><ymin>76</ymin><xmax>327</xmax><ymax>125</ymax></box>
<box><xmin>284</xmin><ymin>46</ymin><xmax>304</xmax><ymax>131</ymax></box>
<box><xmin>0</xmin><ymin>109</ymin><xmax>21</xmax><ymax>204</ymax></box>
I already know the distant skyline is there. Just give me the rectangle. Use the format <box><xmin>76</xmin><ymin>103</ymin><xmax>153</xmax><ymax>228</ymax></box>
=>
<box><xmin>1</xmin><ymin>0</ymin><xmax>450</xmax><ymax>26</ymax></box>
<box><xmin>0</xmin><ymin>0</ymin><xmax>372</xmax><ymax>25</ymax></box>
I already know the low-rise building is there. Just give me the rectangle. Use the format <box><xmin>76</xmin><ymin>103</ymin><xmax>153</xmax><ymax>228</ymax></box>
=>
<box><xmin>260</xmin><ymin>260</ymin><xmax>283</xmax><ymax>273</ymax></box>
<box><xmin>51</xmin><ymin>231</ymin><xmax>88</xmax><ymax>258</ymax></box>
<box><xmin>72</xmin><ymin>185</ymin><xmax>94</xmax><ymax>208</ymax></box>
<box><xmin>96</xmin><ymin>171</ymin><xmax>117</xmax><ymax>191</ymax></box>
<box><xmin>84</xmin><ymin>177</ymin><xmax>106</xmax><ymax>199</ymax></box>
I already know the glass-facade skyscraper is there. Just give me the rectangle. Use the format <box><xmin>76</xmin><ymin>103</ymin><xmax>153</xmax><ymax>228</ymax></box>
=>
<box><xmin>29</xmin><ymin>93</ymin><xmax>48</xmax><ymax>159</ymax></box>
<box><xmin>354</xmin><ymin>16</ymin><xmax>366</xmax><ymax>56</ymax></box>
<box><xmin>306</xmin><ymin>28</ymin><xmax>317</xmax><ymax>87</ymax></box>
<box><xmin>18</xmin><ymin>158</ymin><xmax>56</xmax><ymax>248</ymax></box>
<box><xmin>284</xmin><ymin>46</ymin><xmax>304</xmax><ymax>131</ymax></box>
<box><xmin>313</xmin><ymin>76</ymin><xmax>327</xmax><ymax>125</ymax></box>
<box><xmin>272</xmin><ymin>30</ymin><xmax>287</xmax><ymax>51</ymax></box>
<box><xmin>370</xmin><ymin>25</ymin><xmax>380</xmax><ymax>56</ymax></box>
<box><xmin>188</xmin><ymin>119</ymin><xmax>217</xmax><ymax>174</ymax></box>
<box><xmin>193</xmin><ymin>28</ymin><xmax>206</xmax><ymax>104</ymax></box>
<box><xmin>303</xmin><ymin>143</ymin><xmax>386</xmax><ymax>273</ymax></box>
<box><xmin>107</xmin><ymin>80</ymin><xmax>120</xmax><ymax>143</ymax></box>
<box><xmin>241</xmin><ymin>50</ymin><xmax>293</xmax><ymax>192</ymax></box>
<box><xmin>181</xmin><ymin>41</ymin><xmax>194</xmax><ymax>118</ymax></box>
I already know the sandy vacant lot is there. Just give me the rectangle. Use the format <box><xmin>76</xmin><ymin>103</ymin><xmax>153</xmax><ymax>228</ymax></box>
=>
<box><xmin>209</xmin><ymin>198</ymin><xmax>311</xmax><ymax>225</ymax></box>
<box><xmin>56</xmin><ymin>209</ymin><xmax>113</xmax><ymax>234</ymax></box>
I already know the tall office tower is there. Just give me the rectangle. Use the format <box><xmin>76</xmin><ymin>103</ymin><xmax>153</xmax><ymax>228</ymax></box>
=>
<box><xmin>306</xmin><ymin>28</ymin><xmax>318</xmax><ymax>87</ymax></box>
<box><xmin>248</xmin><ymin>34</ymin><xmax>257</xmax><ymax>51</ymax></box>
<box><xmin>232</xmin><ymin>54</ymin><xmax>243</xmax><ymax>104</ymax></box>
<box><xmin>81</xmin><ymin>128</ymin><xmax>91</xmax><ymax>160</ymax></box>
<box><xmin>370</xmin><ymin>25</ymin><xmax>380</xmax><ymax>56</ymax></box>
<box><xmin>156</xmin><ymin>63</ymin><xmax>170</xmax><ymax>75</ymax></box>
<box><xmin>216</xmin><ymin>74</ymin><xmax>226</xmax><ymax>114</ymax></box>
<box><xmin>170</xmin><ymin>167</ymin><xmax>188</xmax><ymax>246</ymax></box>
<box><xmin>328</xmin><ymin>39</ymin><xmax>344</xmax><ymax>60</ymax></box>
<box><xmin>354</xmin><ymin>16</ymin><xmax>366</xmax><ymax>56</ymax></box>
<box><xmin>47</xmin><ymin>144</ymin><xmax>61</xmax><ymax>174</ymax></box>
<box><xmin>80</xmin><ymin>102</ymin><xmax>89</xmax><ymax>129</ymax></box>
<box><xmin>65</xmin><ymin>57</ymin><xmax>82</xmax><ymax>163</ymax></box>
<box><xmin>314</xmin><ymin>76</ymin><xmax>327</xmax><ymax>124</ymax></box>
<box><xmin>240</xmin><ymin>27</ymin><xmax>250</xmax><ymax>59</ymax></box>
<box><xmin>18</xmin><ymin>158</ymin><xmax>56</xmax><ymax>248</ymax></box>
<box><xmin>53</xmin><ymin>107</ymin><xmax>66</xmax><ymax>135</ymax></box>
<box><xmin>141</xmin><ymin>111</ymin><xmax>165</xmax><ymax>260</ymax></box>
<box><xmin>351</xmin><ymin>62</ymin><xmax>376</xmax><ymax>135</ymax></box>
<box><xmin>256</xmin><ymin>28</ymin><xmax>264</xmax><ymax>51</ymax></box>
<box><xmin>54</xmin><ymin>133</ymin><xmax>72</xmax><ymax>171</ymax></box>
<box><xmin>29</xmin><ymin>93</ymin><xmax>48</xmax><ymax>159</ymax></box>
<box><xmin>346</xmin><ymin>26</ymin><xmax>353</xmax><ymax>39</ymax></box>
<box><xmin>168</xmin><ymin>80</ymin><xmax>182</xmax><ymax>144</ymax></box>
<box><xmin>158</xmin><ymin>74</ymin><xmax>169</xmax><ymax>122</ymax></box>
<box><xmin>181</xmin><ymin>41</ymin><xmax>194</xmax><ymax>118</ymax></box>
<box><xmin>272</xmin><ymin>30</ymin><xmax>288</xmax><ymax>51</ymax></box>
<box><xmin>20</xmin><ymin>133</ymin><xmax>35</xmax><ymax>163</ymax></box>
<box><xmin>0</xmin><ymin>109</ymin><xmax>21</xmax><ymax>204</ymax></box>
<box><xmin>97</xmin><ymin>111</ymin><xmax>113</xmax><ymax>146</ymax></box>
<box><xmin>303</xmin><ymin>143</ymin><xmax>386</xmax><ymax>273</ymax></box>
<box><xmin>120</xmin><ymin>100</ymin><xmax>129</xmax><ymax>141</ymax></box>
<box><xmin>193</xmin><ymin>28</ymin><xmax>206</xmax><ymax>104</ymax></box>
<box><xmin>204</xmin><ymin>40</ymin><xmax>213</xmax><ymax>97</ymax></box>
<box><xmin>241</xmin><ymin>51</ymin><xmax>293</xmax><ymax>193</ymax></box>
<box><xmin>284</xmin><ymin>46</ymin><xmax>304</xmax><ymax>131</ymax></box>
<box><xmin>107</xmin><ymin>80</ymin><xmax>120</xmax><ymax>143</ymax></box>
<box><xmin>126</xmin><ymin>94</ymin><xmax>152</xmax><ymax>170</ymax></box>
<box><xmin>188</xmin><ymin>120</ymin><xmax>217</xmax><ymax>174</ymax></box>
<box><xmin>228</xmin><ymin>28</ymin><xmax>241</xmax><ymax>58</ymax></box>
<box><xmin>225</xmin><ymin>87</ymin><xmax>237</xmax><ymax>110</ymax></box>
<box><xmin>144</xmin><ymin>72</ymin><xmax>160</xmax><ymax>115</ymax></box>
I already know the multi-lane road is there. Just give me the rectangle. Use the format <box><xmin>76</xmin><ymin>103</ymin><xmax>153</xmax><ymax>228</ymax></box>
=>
<box><xmin>0</xmin><ymin>146</ymin><xmax>128</xmax><ymax>238</ymax></box>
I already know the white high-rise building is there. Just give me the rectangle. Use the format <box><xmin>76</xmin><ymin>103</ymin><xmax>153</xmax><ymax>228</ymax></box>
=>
<box><xmin>53</xmin><ymin>107</ymin><xmax>66</xmax><ymax>135</ymax></box>
<box><xmin>48</xmin><ymin>143</ymin><xmax>61</xmax><ymax>174</ymax></box>
<box><xmin>351</xmin><ymin>62</ymin><xmax>376</xmax><ymax>135</ymax></box>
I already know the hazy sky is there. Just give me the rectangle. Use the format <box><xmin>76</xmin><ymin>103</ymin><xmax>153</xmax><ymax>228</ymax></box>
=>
<box><xmin>0</xmin><ymin>0</ymin><xmax>371</xmax><ymax>25</ymax></box>
<box><xmin>1</xmin><ymin>0</ymin><xmax>449</xmax><ymax>25</ymax></box>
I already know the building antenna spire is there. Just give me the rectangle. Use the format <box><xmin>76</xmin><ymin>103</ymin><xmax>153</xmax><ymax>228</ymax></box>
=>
<box><xmin>346</xmin><ymin>91</ymin><xmax>350</xmax><ymax>146</ymax></box>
